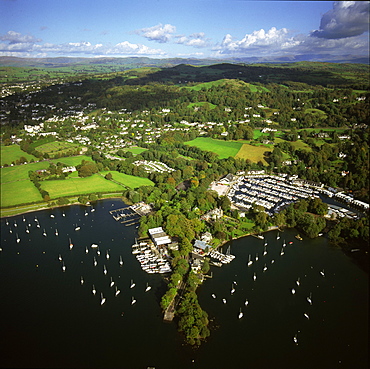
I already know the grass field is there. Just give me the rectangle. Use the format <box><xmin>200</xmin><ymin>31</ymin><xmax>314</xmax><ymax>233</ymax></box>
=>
<box><xmin>124</xmin><ymin>147</ymin><xmax>148</xmax><ymax>155</ymax></box>
<box><xmin>183</xmin><ymin>79</ymin><xmax>227</xmax><ymax>91</ymax></box>
<box><xmin>275</xmin><ymin>138</ymin><xmax>312</xmax><ymax>152</ymax></box>
<box><xmin>185</xmin><ymin>137</ymin><xmax>242</xmax><ymax>159</ymax></box>
<box><xmin>187</xmin><ymin>102</ymin><xmax>217</xmax><ymax>109</ymax></box>
<box><xmin>1</xmin><ymin>145</ymin><xmax>38</xmax><ymax>166</ymax></box>
<box><xmin>100</xmin><ymin>171</ymin><xmax>153</xmax><ymax>188</ymax></box>
<box><xmin>1</xmin><ymin>161</ymin><xmax>50</xmax><ymax>182</ymax></box>
<box><xmin>235</xmin><ymin>144</ymin><xmax>272</xmax><ymax>164</ymax></box>
<box><xmin>36</xmin><ymin>141</ymin><xmax>80</xmax><ymax>157</ymax></box>
<box><xmin>51</xmin><ymin>155</ymin><xmax>92</xmax><ymax>166</ymax></box>
<box><xmin>1</xmin><ymin>180</ymin><xmax>42</xmax><ymax>207</ymax></box>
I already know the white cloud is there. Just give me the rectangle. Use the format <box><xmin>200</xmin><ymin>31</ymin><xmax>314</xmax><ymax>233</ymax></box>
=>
<box><xmin>0</xmin><ymin>30</ymin><xmax>41</xmax><ymax>44</ymax></box>
<box><xmin>175</xmin><ymin>32</ymin><xmax>211</xmax><ymax>48</ymax></box>
<box><xmin>136</xmin><ymin>23</ymin><xmax>176</xmax><ymax>43</ymax></box>
<box><xmin>311</xmin><ymin>1</ymin><xmax>370</xmax><ymax>39</ymax></box>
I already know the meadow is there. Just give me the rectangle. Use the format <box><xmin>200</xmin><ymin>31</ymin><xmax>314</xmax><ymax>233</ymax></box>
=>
<box><xmin>100</xmin><ymin>171</ymin><xmax>153</xmax><ymax>188</ymax></box>
<box><xmin>184</xmin><ymin>137</ymin><xmax>242</xmax><ymax>159</ymax></box>
<box><xmin>1</xmin><ymin>145</ymin><xmax>38</xmax><ymax>166</ymax></box>
<box><xmin>1</xmin><ymin>161</ymin><xmax>50</xmax><ymax>182</ymax></box>
<box><xmin>51</xmin><ymin>155</ymin><xmax>92</xmax><ymax>166</ymax></box>
<box><xmin>36</xmin><ymin>141</ymin><xmax>80</xmax><ymax>157</ymax></box>
<box><xmin>0</xmin><ymin>180</ymin><xmax>42</xmax><ymax>207</ymax></box>
<box><xmin>235</xmin><ymin>143</ymin><xmax>272</xmax><ymax>165</ymax></box>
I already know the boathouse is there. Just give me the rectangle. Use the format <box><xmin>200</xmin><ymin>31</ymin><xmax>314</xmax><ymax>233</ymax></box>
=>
<box><xmin>148</xmin><ymin>227</ymin><xmax>172</xmax><ymax>247</ymax></box>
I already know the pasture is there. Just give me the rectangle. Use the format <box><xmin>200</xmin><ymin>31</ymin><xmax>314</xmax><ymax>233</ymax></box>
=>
<box><xmin>100</xmin><ymin>171</ymin><xmax>154</xmax><ymax>188</ymax></box>
<box><xmin>1</xmin><ymin>180</ymin><xmax>42</xmax><ymax>207</ymax></box>
<box><xmin>1</xmin><ymin>161</ymin><xmax>50</xmax><ymax>182</ymax></box>
<box><xmin>184</xmin><ymin>137</ymin><xmax>242</xmax><ymax>159</ymax></box>
<box><xmin>235</xmin><ymin>144</ymin><xmax>272</xmax><ymax>165</ymax></box>
<box><xmin>51</xmin><ymin>155</ymin><xmax>92</xmax><ymax>166</ymax></box>
<box><xmin>1</xmin><ymin>145</ymin><xmax>38</xmax><ymax>166</ymax></box>
<box><xmin>124</xmin><ymin>147</ymin><xmax>148</xmax><ymax>156</ymax></box>
<box><xmin>36</xmin><ymin>141</ymin><xmax>80</xmax><ymax>157</ymax></box>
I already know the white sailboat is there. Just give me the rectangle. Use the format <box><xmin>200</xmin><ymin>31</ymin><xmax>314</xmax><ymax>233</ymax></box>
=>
<box><xmin>103</xmin><ymin>265</ymin><xmax>107</xmax><ymax>275</ymax></box>
<box><xmin>296</xmin><ymin>278</ymin><xmax>300</xmax><ymax>286</ymax></box>
<box><xmin>81</xmin><ymin>276</ymin><xmax>84</xmax><ymax>285</ymax></box>
<box><xmin>85</xmin><ymin>247</ymin><xmax>89</xmax><ymax>254</ymax></box>
<box><xmin>307</xmin><ymin>293</ymin><xmax>312</xmax><ymax>305</ymax></box>
<box><xmin>25</xmin><ymin>226</ymin><xmax>30</xmax><ymax>234</ymax></box>
<box><xmin>119</xmin><ymin>255</ymin><xmax>124</xmax><ymax>266</ymax></box>
<box><xmin>244</xmin><ymin>299</ymin><xmax>249</xmax><ymax>306</ymax></box>
<box><xmin>263</xmin><ymin>246</ymin><xmax>267</xmax><ymax>256</ymax></box>
<box><xmin>280</xmin><ymin>248</ymin><xmax>284</xmax><ymax>256</ymax></box>
<box><xmin>55</xmin><ymin>229</ymin><xmax>58</xmax><ymax>236</ymax></box>
<box><xmin>293</xmin><ymin>335</ymin><xmax>298</xmax><ymax>344</ymax></box>
<box><xmin>62</xmin><ymin>212</ymin><xmax>65</xmax><ymax>217</ymax></box>
<box><xmin>16</xmin><ymin>233</ymin><xmax>20</xmax><ymax>243</ymax></box>
<box><xmin>222</xmin><ymin>298</ymin><xmax>227</xmax><ymax>304</ymax></box>
<box><xmin>50</xmin><ymin>214</ymin><xmax>54</xmax><ymax>218</ymax></box>
<box><xmin>115</xmin><ymin>286</ymin><xmax>120</xmax><ymax>296</ymax></box>
<box><xmin>247</xmin><ymin>254</ymin><xmax>253</xmax><ymax>266</ymax></box>
<box><xmin>276</xmin><ymin>232</ymin><xmax>280</xmax><ymax>240</ymax></box>
<box><xmin>93</xmin><ymin>257</ymin><xmax>97</xmax><ymax>267</ymax></box>
<box><xmin>97</xmin><ymin>248</ymin><xmax>101</xmax><ymax>256</ymax></box>
<box><xmin>110</xmin><ymin>277</ymin><xmax>115</xmax><ymax>287</ymax></box>
<box><xmin>255</xmin><ymin>253</ymin><xmax>259</xmax><ymax>261</ymax></box>
<box><xmin>238</xmin><ymin>308</ymin><xmax>243</xmax><ymax>319</ymax></box>
<box><xmin>14</xmin><ymin>222</ymin><xmax>17</xmax><ymax>227</ymax></box>
<box><xmin>101</xmin><ymin>293</ymin><xmax>106</xmax><ymax>305</ymax></box>
<box><xmin>231</xmin><ymin>284</ymin><xmax>235</xmax><ymax>295</ymax></box>
<box><xmin>62</xmin><ymin>262</ymin><xmax>66</xmax><ymax>272</ymax></box>
<box><xmin>69</xmin><ymin>238</ymin><xmax>73</xmax><ymax>250</ymax></box>
<box><xmin>130</xmin><ymin>279</ymin><xmax>135</xmax><ymax>289</ymax></box>
<box><xmin>84</xmin><ymin>212</ymin><xmax>88</xmax><ymax>216</ymax></box>
<box><xmin>106</xmin><ymin>250</ymin><xmax>110</xmax><ymax>260</ymax></box>
<box><xmin>263</xmin><ymin>263</ymin><xmax>267</xmax><ymax>272</ymax></box>
<box><xmin>145</xmin><ymin>283</ymin><xmax>152</xmax><ymax>292</ymax></box>
<box><xmin>320</xmin><ymin>269</ymin><xmax>325</xmax><ymax>277</ymax></box>
<box><xmin>211</xmin><ymin>294</ymin><xmax>216</xmax><ymax>299</ymax></box>
<box><xmin>131</xmin><ymin>296</ymin><xmax>136</xmax><ymax>305</ymax></box>
<box><xmin>5</xmin><ymin>219</ymin><xmax>9</xmax><ymax>225</ymax></box>
<box><xmin>92</xmin><ymin>285</ymin><xmax>96</xmax><ymax>295</ymax></box>
<box><xmin>283</xmin><ymin>240</ymin><xmax>286</xmax><ymax>247</ymax></box>
<box><xmin>91</xmin><ymin>208</ymin><xmax>95</xmax><ymax>212</ymax></box>
<box><xmin>58</xmin><ymin>254</ymin><xmax>62</xmax><ymax>261</ymax></box>
<box><xmin>271</xmin><ymin>259</ymin><xmax>275</xmax><ymax>264</ymax></box>
<box><xmin>291</xmin><ymin>288</ymin><xmax>296</xmax><ymax>294</ymax></box>
<box><xmin>253</xmin><ymin>272</ymin><xmax>257</xmax><ymax>281</ymax></box>
<box><xmin>43</xmin><ymin>229</ymin><xmax>47</xmax><ymax>237</ymax></box>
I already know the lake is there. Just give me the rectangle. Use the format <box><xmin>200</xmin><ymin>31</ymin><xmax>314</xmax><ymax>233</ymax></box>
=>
<box><xmin>0</xmin><ymin>199</ymin><xmax>368</xmax><ymax>369</ymax></box>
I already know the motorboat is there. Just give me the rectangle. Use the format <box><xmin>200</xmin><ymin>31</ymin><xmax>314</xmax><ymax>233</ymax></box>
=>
<box><xmin>211</xmin><ymin>294</ymin><xmax>216</xmax><ymax>299</ymax></box>
<box><xmin>291</xmin><ymin>288</ymin><xmax>296</xmax><ymax>294</ymax></box>
<box><xmin>145</xmin><ymin>283</ymin><xmax>152</xmax><ymax>292</ymax></box>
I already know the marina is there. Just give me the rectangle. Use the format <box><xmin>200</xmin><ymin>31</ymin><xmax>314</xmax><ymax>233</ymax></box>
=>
<box><xmin>0</xmin><ymin>199</ymin><xmax>368</xmax><ymax>369</ymax></box>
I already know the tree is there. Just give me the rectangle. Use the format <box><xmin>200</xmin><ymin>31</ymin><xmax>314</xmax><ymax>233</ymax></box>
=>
<box><xmin>104</xmin><ymin>172</ymin><xmax>113</xmax><ymax>180</ymax></box>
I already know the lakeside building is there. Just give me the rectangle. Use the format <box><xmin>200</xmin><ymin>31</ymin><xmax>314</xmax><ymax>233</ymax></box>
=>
<box><xmin>148</xmin><ymin>227</ymin><xmax>172</xmax><ymax>247</ymax></box>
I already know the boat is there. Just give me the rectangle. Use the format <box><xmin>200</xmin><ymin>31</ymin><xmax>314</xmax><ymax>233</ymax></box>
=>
<box><xmin>62</xmin><ymin>262</ymin><xmax>66</xmax><ymax>272</ymax></box>
<box><xmin>263</xmin><ymin>246</ymin><xmax>267</xmax><ymax>256</ymax></box>
<box><xmin>289</xmin><ymin>241</ymin><xmax>293</xmax><ymax>245</ymax></box>
<box><xmin>296</xmin><ymin>278</ymin><xmax>300</xmax><ymax>286</ymax></box>
<box><xmin>145</xmin><ymin>283</ymin><xmax>152</xmax><ymax>292</ymax></box>
<box><xmin>222</xmin><ymin>298</ymin><xmax>227</xmax><ymax>304</ymax></box>
<box><xmin>101</xmin><ymin>293</ymin><xmax>106</xmax><ymax>305</ymax></box>
<box><xmin>103</xmin><ymin>265</ymin><xmax>107</xmax><ymax>275</ymax></box>
<box><xmin>62</xmin><ymin>212</ymin><xmax>65</xmax><ymax>217</ymax></box>
<box><xmin>110</xmin><ymin>277</ymin><xmax>114</xmax><ymax>287</ymax></box>
<box><xmin>276</xmin><ymin>232</ymin><xmax>280</xmax><ymax>240</ymax></box>
<box><xmin>263</xmin><ymin>263</ymin><xmax>267</xmax><ymax>272</ymax></box>
<box><xmin>255</xmin><ymin>253</ymin><xmax>259</xmax><ymax>261</ymax></box>
<box><xmin>304</xmin><ymin>313</ymin><xmax>309</xmax><ymax>319</ymax></box>
<box><xmin>307</xmin><ymin>293</ymin><xmax>312</xmax><ymax>305</ymax></box>
<box><xmin>85</xmin><ymin>247</ymin><xmax>89</xmax><ymax>254</ymax></box>
<box><xmin>119</xmin><ymin>256</ymin><xmax>124</xmax><ymax>266</ymax></box>
<box><xmin>282</xmin><ymin>240</ymin><xmax>286</xmax><ymax>247</ymax></box>
<box><xmin>97</xmin><ymin>248</ymin><xmax>101</xmax><ymax>256</ymax></box>
<box><xmin>106</xmin><ymin>250</ymin><xmax>110</xmax><ymax>260</ymax></box>
<box><xmin>75</xmin><ymin>226</ymin><xmax>80</xmax><ymax>231</ymax></box>
<box><xmin>50</xmin><ymin>214</ymin><xmax>54</xmax><ymax>218</ymax></box>
<box><xmin>16</xmin><ymin>233</ymin><xmax>20</xmax><ymax>243</ymax></box>
<box><xmin>271</xmin><ymin>259</ymin><xmax>275</xmax><ymax>264</ymax></box>
<box><xmin>293</xmin><ymin>335</ymin><xmax>298</xmax><ymax>344</ymax></box>
<box><xmin>43</xmin><ymin>229</ymin><xmax>47</xmax><ymax>237</ymax></box>
<box><xmin>93</xmin><ymin>257</ymin><xmax>97</xmax><ymax>267</ymax></box>
<box><xmin>91</xmin><ymin>208</ymin><xmax>95</xmax><ymax>212</ymax></box>
<box><xmin>231</xmin><ymin>284</ymin><xmax>235</xmax><ymax>295</ymax></box>
<box><xmin>84</xmin><ymin>212</ymin><xmax>88</xmax><ymax>216</ymax></box>
<box><xmin>130</xmin><ymin>279</ymin><xmax>135</xmax><ymax>289</ymax></box>
<box><xmin>58</xmin><ymin>254</ymin><xmax>62</xmax><ymax>261</ymax></box>
<box><xmin>14</xmin><ymin>222</ymin><xmax>17</xmax><ymax>227</ymax></box>
<box><xmin>320</xmin><ymin>269</ymin><xmax>325</xmax><ymax>277</ymax></box>
<box><xmin>291</xmin><ymin>288</ymin><xmax>296</xmax><ymax>294</ymax></box>
<box><xmin>238</xmin><ymin>308</ymin><xmax>243</xmax><ymax>319</ymax></box>
<box><xmin>69</xmin><ymin>238</ymin><xmax>73</xmax><ymax>250</ymax></box>
<box><xmin>115</xmin><ymin>286</ymin><xmax>120</xmax><ymax>296</ymax></box>
<box><xmin>92</xmin><ymin>285</ymin><xmax>96</xmax><ymax>295</ymax></box>
<box><xmin>81</xmin><ymin>276</ymin><xmax>84</xmax><ymax>285</ymax></box>
<box><xmin>280</xmin><ymin>248</ymin><xmax>284</xmax><ymax>256</ymax></box>
<box><xmin>91</xmin><ymin>243</ymin><xmax>98</xmax><ymax>248</ymax></box>
<box><xmin>295</xmin><ymin>234</ymin><xmax>303</xmax><ymax>241</ymax></box>
<box><xmin>131</xmin><ymin>296</ymin><xmax>136</xmax><ymax>305</ymax></box>
<box><xmin>247</xmin><ymin>255</ymin><xmax>253</xmax><ymax>267</ymax></box>
<box><xmin>244</xmin><ymin>299</ymin><xmax>249</xmax><ymax>306</ymax></box>
<box><xmin>25</xmin><ymin>226</ymin><xmax>30</xmax><ymax>234</ymax></box>
<box><xmin>253</xmin><ymin>273</ymin><xmax>257</xmax><ymax>281</ymax></box>
<box><xmin>211</xmin><ymin>294</ymin><xmax>216</xmax><ymax>299</ymax></box>
<box><xmin>257</xmin><ymin>234</ymin><xmax>264</xmax><ymax>239</ymax></box>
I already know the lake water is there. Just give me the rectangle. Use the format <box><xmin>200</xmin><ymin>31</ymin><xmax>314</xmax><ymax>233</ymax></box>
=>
<box><xmin>0</xmin><ymin>199</ymin><xmax>368</xmax><ymax>369</ymax></box>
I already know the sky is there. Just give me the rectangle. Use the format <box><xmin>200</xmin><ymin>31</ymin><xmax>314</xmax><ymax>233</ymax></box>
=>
<box><xmin>0</xmin><ymin>0</ymin><xmax>369</xmax><ymax>60</ymax></box>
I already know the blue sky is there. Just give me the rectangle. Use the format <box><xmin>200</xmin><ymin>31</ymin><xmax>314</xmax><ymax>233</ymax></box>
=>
<box><xmin>0</xmin><ymin>0</ymin><xmax>369</xmax><ymax>60</ymax></box>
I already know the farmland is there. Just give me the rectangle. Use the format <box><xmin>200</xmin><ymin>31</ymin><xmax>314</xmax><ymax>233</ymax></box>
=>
<box><xmin>100</xmin><ymin>171</ymin><xmax>154</xmax><ymax>188</ymax></box>
<box><xmin>1</xmin><ymin>145</ymin><xmax>38</xmax><ymax>166</ymax></box>
<box><xmin>35</xmin><ymin>141</ymin><xmax>81</xmax><ymax>157</ymax></box>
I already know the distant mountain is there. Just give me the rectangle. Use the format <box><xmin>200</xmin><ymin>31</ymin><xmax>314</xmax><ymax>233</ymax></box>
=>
<box><xmin>0</xmin><ymin>55</ymin><xmax>368</xmax><ymax>69</ymax></box>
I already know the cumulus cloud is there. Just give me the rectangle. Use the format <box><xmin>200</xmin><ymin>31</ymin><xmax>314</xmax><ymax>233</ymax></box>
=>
<box><xmin>136</xmin><ymin>23</ymin><xmax>176</xmax><ymax>43</ymax></box>
<box><xmin>175</xmin><ymin>32</ymin><xmax>211</xmax><ymax>48</ymax></box>
<box><xmin>311</xmin><ymin>1</ymin><xmax>370</xmax><ymax>39</ymax></box>
<box><xmin>0</xmin><ymin>30</ymin><xmax>166</xmax><ymax>57</ymax></box>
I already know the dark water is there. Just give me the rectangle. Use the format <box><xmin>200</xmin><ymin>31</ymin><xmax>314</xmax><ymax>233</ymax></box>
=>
<box><xmin>0</xmin><ymin>199</ymin><xmax>368</xmax><ymax>369</ymax></box>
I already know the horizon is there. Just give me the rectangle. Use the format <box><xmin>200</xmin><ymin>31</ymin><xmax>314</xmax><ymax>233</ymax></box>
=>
<box><xmin>0</xmin><ymin>1</ymin><xmax>369</xmax><ymax>62</ymax></box>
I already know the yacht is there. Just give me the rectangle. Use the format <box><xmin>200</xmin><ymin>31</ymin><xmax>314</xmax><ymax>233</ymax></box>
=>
<box><xmin>238</xmin><ymin>308</ymin><xmax>243</xmax><ymax>319</ymax></box>
<box><xmin>296</xmin><ymin>278</ymin><xmax>300</xmax><ymax>286</ymax></box>
<box><xmin>101</xmin><ymin>293</ymin><xmax>106</xmax><ymax>305</ymax></box>
<box><xmin>145</xmin><ymin>283</ymin><xmax>152</xmax><ymax>292</ymax></box>
<box><xmin>211</xmin><ymin>294</ymin><xmax>216</xmax><ymax>299</ymax></box>
<box><xmin>307</xmin><ymin>293</ymin><xmax>312</xmax><ymax>305</ymax></box>
<box><xmin>130</xmin><ymin>280</ymin><xmax>135</xmax><ymax>289</ymax></box>
<box><xmin>115</xmin><ymin>286</ymin><xmax>120</xmax><ymax>296</ymax></box>
<box><xmin>69</xmin><ymin>238</ymin><xmax>73</xmax><ymax>250</ymax></box>
<box><xmin>247</xmin><ymin>255</ymin><xmax>253</xmax><ymax>267</ymax></box>
<box><xmin>110</xmin><ymin>277</ymin><xmax>114</xmax><ymax>287</ymax></box>
<box><xmin>103</xmin><ymin>265</ymin><xmax>107</xmax><ymax>275</ymax></box>
<box><xmin>81</xmin><ymin>276</ymin><xmax>84</xmax><ymax>285</ymax></box>
<box><xmin>131</xmin><ymin>296</ymin><xmax>136</xmax><ymax>305</ymax></box>
<box><xmin>119</xmin><ymin>256</ymin><xmax>124</xmax><ymax>266</ymax></box>
<box><xmin>92</xmin><ymin>285</ymin><xmax>96</xmax><ymax>295</ymax></box>
<box><xmin>244</xmin><ymin>299</ymin><xmax>249</xmax><ymax>306</ymax></box>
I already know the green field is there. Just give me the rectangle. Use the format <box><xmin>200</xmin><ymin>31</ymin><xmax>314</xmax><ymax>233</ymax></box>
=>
<box><xmin>124</xmin><ymin>147</ymin><xmax>148</xmax><ymax>155</ymax></box>
<box><xmin>51</xmin><ymin>155</ymin><xmax>92</xmax><ymax>166</ymax></box>
<box><xmin>100</xmin><ymin>171</ymin><xmax>153</xmax><ymax>188</ymax></box>
<box><xmin>1</xmin><ymin>145</ymin><xmax>38</xmax><ymax>166</ymax></box>
<box><xmin>36</xmin><ymin>141</ymin><xmax>80</xmax><ymax>157</ymax></box>
<box><xmin>183</xmin><ymin>79</ymin><xmax>227</xmax><ymax>91</ymax></box>
<box><xmin>235</xmin><ymin>144</ymin><xmax>272</xmax><ymax>165</ymax></box>
<box><xmin>187</xmin><ymin>102</ymin><xmax>217</xmax><ymax>109</ymax></box>
<box><xmin>1</xmin><ymin>161</ymin><xmax>50</xmax><ymax>182</ymax></box>
<box><xmin>1</xmin><ymin>180</ymin><xmax>42</xmax><ymax>207</ymax></box>
<box><xmin>185</xmin><ymin>137</ymin><xmax>242</xmax><ymax>159</ymax></box>
<box><xmin>275</xmin><ymin>138</ymin><xmax>313</xmax><ymax>152</ymax></box>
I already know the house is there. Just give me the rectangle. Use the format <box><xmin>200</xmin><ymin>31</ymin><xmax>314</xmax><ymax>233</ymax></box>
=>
<box><xmin>148</xmin><ymin>227</ymin><xmax>172</xmax><ymax>247</ymax></box>
<box><xmin>193</xmin><ymin>240</ymin><xmax>211</xmax><ymax>254</ymax></box>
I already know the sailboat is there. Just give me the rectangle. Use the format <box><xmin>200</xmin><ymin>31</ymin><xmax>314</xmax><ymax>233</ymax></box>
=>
<box><xmin>263</xmin><ymin>246</ymin><xmax>267</xmax><ymax>256</ymax></box>
<box><xmin>296</xmin><ymin>278</ymin><xmax>300</xmax><ymax>286</ymax></box>
<box><xmin>293</xmin><ymin>335</ymin><xmax>298</xmax><ymax>344</ymax></box>
<box><xmin>130</xmin><ymin>279</ymin><xmax>135</xmax><ymax>289</ymax></box>
<box><xmin>58</xmin><ymin>254</ymin><xmax>62</xmax><ymax>261</ymax></box>
<box><xmin>283</xmin><ymin>240</ymin><xmax>286</xmax><ymax>247</ymax></box>
<box><xmin>9</xmin><ymin>228</ymin><xmax>12</xmax><ymax>234</ymax></box>
<box><xmin>271</xmin><ymin>259</ymin><xmax>275</xmax><ymax>264</ymax></box>
<box><xmin>304</xmin><ymin>313</ymin><xmax>310</xmax><ymax>319</ymax></box>
<box><xmin>115</xmin><ymin>286</ymin><xmax>120</xmax><ymax>296</ymax></box>
<box><xmin>84</xmin><ymin>212</ymin><xmax>88</xmax><ymax>216</ymax></box>
<box><xmin>110</xmin><ymin>277</ymin><xmax>115</xmax><ymax>287</ymax></box>
<box><xmin>119</xmin><ymin>256</ymin><xmax>124</xmax><ymax>266</ymax></box>
<box><xmin>62</xmin><ymin>212</ymin><xmax>65</xmax><ymax>217</ymax></box>
<box><xmin>92</xmin><ymin>285</ymin><xmax>96</xmax><ymax>295</ymax></box>
<box><xmin>307</xmin><ymin>293</ymin><xmax>312</xmax><ymax>305</ymax></box>
<box><xmin>230</xmin><ymin>284</ymin><xmax>235</xmax><ymax>295</ymax></box>
<box><xmin>93</xmin><ymin>257</ymin><xmax>97</xmax><ymax>267</ymax></box>
<box><xmin>62</xmin><ymin>262</ymin><xmax>66</xmax><ymax>272</ymax></box>
<box><xmin>255</xmin><ymin>253</ymin><xmax>259</xmax><ymax>261</ymax></box>
<box><xmin>131</xmin><ymin>296</ymin><xmax>136</xmax><ymax>305</ymax></box>
<box><xmin>85</xmin><ymin>247</ymin><xmax>89</xmax><ymax>254</ymax></box>
<box><xmin>247</xmin><ymin>255</ymin><xmax>253</xmax><ymax>266</ymax></box>
<box><xmin>222</xmin><ymin>298</ymin><xmax>227</xmax><ymax>304</ymax></box>
<box><xmin>145</xmin><ymin>283</ymin><xmax>152</xmax><ymax>292</ymax></box>
<box><xmin>263</xmin><ymin>263</ymin><xmax>267</xmax><ymax>272</ymax></box>
<box><xmin>55</xmin><ymin>229</ymin><xmax>58</xmax><ymax>236</ymax></box>
<box><xmin>16</xmin><ymin>233</ymin><xmax>20</xmax><ymax>243</ymax></box>
<box><xmin>238</xmin><ymin>308</ymin><xmax>243</xmax><ymax>319</ymax></box>
<box><xmin>81</xmin><ymin>276</ymin><xmax>84</xmax><ymax>285</ymax></box>
<box><xmin>25</xmin><ymin>226</ymin><xmax>30</xmax><ymax>234</ymax></box>
<box><xmin>253</xmin><ymin>272</ymin><xmax>257</xmax><ymax>281</ymax></box>
<box><xmin>244</xmin><ymin>299</ymin><xmax>249</xmax><ymax>306</ymax></box>
<box><xmin>320</xmin><ymin>269</ymin><xmax>325</xmax><ymax>277</ymax></box>
<box><xmin>69</xmin><ymin>238</ymin><xmax>73</xmax><ymax>250</ymax></box>
<box><xmin>103</xmin><ymin>265</ymin><xmax>107</xmax><ymax>275</ymax></box>
<box><xmin>291</xmin><ymin>288</ymin><xmax>296</xmax><ymax>294</ymax></box>
<box><xmin>211</xmin><ymin>294</ymin><xmax>216</xmax><ymax>299</ymax></box>
<box><xmin>101</xmin><ymin>293</ymin><xmax>106</xmax><ymax>305</ymax></box>
<box><xmin>280</xmin><ymin>248</ymin><xmax>284</xmax><ymax>256</ymax></box>
<box><xmin>43</xmin><ymin>229</ymin><xmax>47</xmax><ymax>237</ymax></box>
<box><xmin>5</xmin><ymin>219</ymin><xmax>9</xmax><ymax>226</ymax></box>
<box><xmin>14</xmin><ymin>222</ymin><xmax>17</xmax><ymax>227</ymax></box>
<box><xmin>276</xmin><ymin>232</ymin><xmax>280</xmax><ymax>240</ymax></box>
<box><xmin>91</xmin><ymin>208</ymin><xmax>95</xmax><ymax>212</ymax></box>
<box><xmin>106</xmin><ymin>250</ymin><xmax>110</xmax><ymax>260</ymax></box>
<box><xmin>97</xmin><ymin>248</ymin><xmax>101</xmax><ymax>256</ymax></box>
